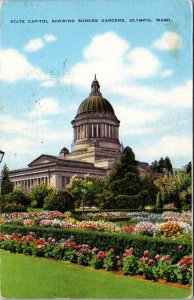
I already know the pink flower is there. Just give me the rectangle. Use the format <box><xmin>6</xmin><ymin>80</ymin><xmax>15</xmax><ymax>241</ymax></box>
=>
<box><xmin>117</xmin><ymin>260</ymin><xmax>122</xmax><ymax>267</ymax></box>
<box><xmin>155</xmin><ymin>254</ymin><xmax>160</xmax><ymax>260</ymax></box>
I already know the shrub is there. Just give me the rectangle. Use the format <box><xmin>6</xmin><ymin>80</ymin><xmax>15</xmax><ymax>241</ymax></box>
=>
<box><xmin>29</xmin><ymin>184</ymin><xmax>51</xmax><ymax>208</ymax></box>
<box><xmin>103</xmin><ymin>249</ymin><xmax>117</xmax><ymax>271</ymax></box>
<box><xmin>1</xmin><ymin>224</ymin><xmax>191</xmax><ymax>263</ymax></box>
<box><xmin>0</xmin><ymin>188</ymin><xmax>29</xmax><ymax>213</ymax></box>
<box><xmin>122</xmin><ymin>254</ymin><xmax>139</xmax><ymax>275</ymax></box>
<box><xmin>160</xmin><ymin>222</ymin><xmax>182</xmax><ymax>237</ymax></box>
<box><xmin>43</xmin><ymin>190</ymin><xmax>74</xmax><ymax>213</ymax></box>
<box><xmin>134</xmin><ymin>222</ymin><xmax>159</xmax><ymax>237</ymax></box>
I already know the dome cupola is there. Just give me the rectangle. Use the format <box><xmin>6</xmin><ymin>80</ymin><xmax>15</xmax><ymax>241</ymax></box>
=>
<box><xmin>77</xmin><ymin>75</ymin><xmax>115</xmax><ymax>116</ymax></box>
<box><xmin>70</xmin><ymin>75</ymin><xmax>121</xmax><ymax>162</ymax></box>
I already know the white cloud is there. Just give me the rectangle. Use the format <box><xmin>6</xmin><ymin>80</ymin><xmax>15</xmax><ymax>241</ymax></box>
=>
<box><xmin>0</xmin><ymin>48</ymin><xmax>55</xmax><ymax>86</ymax></box>
<box><xmin>136</xmin><ymin>135</ymin><xmax>192</xmax><ymax>164</ymax></box>
<box><xmin>44</xmin><ymin>34</ymin><xmax>57</xmax><ymax>42</ymax></box>
<box><xmin>61</xmin><ymin>32</ymin><xmax>191</xmax><ymax>108</ymax></box>
<box><xmin>28</xmin><ymin>98</ymin><xmax>61</xmax><ymax>118</ymax></box>
<box><xmin>153</xmin><ymin>32</ymin><xmax>181</xmax><ymax>51</ymax></box>
<box><xmin>113</xmin><ymin>105</ymin><xmax>162</xmax><ymax>137</ymax></box>
<box><xmin>112</xmin><ymin>80</ymin><xmax>192</xmax><ymax>108</ymax></box>
<box><xmin>114</xmin><ymin>105</ymin><xmax>162</xmax><ymax>126</ymax></box>
<box><xmin>24</xmin><ymin>38</ymin><xmax>44</xmax><ymax>52</ymax></box>
<box><xmin>24</xmin><ymin>34</ymin><xmax>57</xmax><ymax>52</ymax></box>
<box><xmin>62</xmin><ymin>31</ymin><xmax>161</xmax><ymax>89</ymax></box>
<box><xmin>0</xmin><ymin>114</ymin><xmax>72</xmax><ymax>157</ymax></box>
<box><xmin>160</xmin><ymin>69</ymin><xmax>173</xmax><ymax>77</ymax></box>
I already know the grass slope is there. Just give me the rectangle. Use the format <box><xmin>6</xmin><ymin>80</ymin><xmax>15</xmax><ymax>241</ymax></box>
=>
<box><xmin>1</xmin><ymin>250</ymin><xmax>191</xmax><ymax>298</ymax></box>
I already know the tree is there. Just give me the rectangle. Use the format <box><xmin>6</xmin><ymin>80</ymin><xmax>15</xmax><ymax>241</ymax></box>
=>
<box><xmin>140</xmin><ymin>173</ymin><xmax>158</xmax><ymax>207</ymax></box>
<box><xmin>151</xmin><ymin>157</ymin><xmax>173</xmax><ymax>175</ymax></box>
<box><xmin>164</xmin><ymin>157</ymin><xmax>173</xmax><ymax>175</ymax></box>
<box><xmin>184</xmin><ymin>161</ymin><xmax>191</xmax><ymax>174</ymax></box>
<box><xmin>1</xmin><ymin>164</ymin><xmax>13</xmax><ymax>195</ymax></box>
<box><xmin>67</xmin><ymin>175</ymin><xmax>105</xmax><ymax>208</ymax></box>
<box><xmin>29</xmin><ymin>184</ymin><xmax>53</xmax><ymax>208</ymax></box>
<box><xmin>0</xmin><ymin>187</ymin><xmax>29</xmax><ymax>212</ymax></box>
<box><xmin>108</xmin><ymin>146</ymin><xmax>141</xmax><ymax>196</ymax></box>
<box><xmin>156</xmin><ymin>192</ymin><xmax>163</xmax><ymax>209</ymax></box>
<box><xmin>155</xmin><ymin>170</ymin><xmax>191</xmax><ymax>209</ymax></box>
<box><xmin>43</xmin><ymin>190</ymin><xmax>74</xmax><ymax>212</ymax></box>
<box><xmin>104</xmin><ymin>146</ymin><xmax>150</xmax><ymax>209</ymax></box>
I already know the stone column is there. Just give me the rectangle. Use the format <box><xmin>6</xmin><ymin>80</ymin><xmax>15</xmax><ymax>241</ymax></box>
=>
<box><xmin>96</xmin><ymin>124</ymin><xmax>99</xmax><ymax>137</ymax></box>
<box><xmin>92</xmin><ymin>124</ymin><xmax>94</xmax><ymax>137</ymax></box>
<box><xmin>105</xmin><ymin>124</ymin><xmax>107</xmax><ymax>137</ymax></box>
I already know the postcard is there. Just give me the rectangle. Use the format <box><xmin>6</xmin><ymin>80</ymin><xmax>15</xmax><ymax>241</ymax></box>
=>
<box><xmin>0</xmin><ymin>0</ymin><xmax>192</xmax><ymax>299</ymax></box>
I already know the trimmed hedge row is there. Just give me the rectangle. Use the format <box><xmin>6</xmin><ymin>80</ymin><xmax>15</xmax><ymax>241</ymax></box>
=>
<box><xmin>1</xmin><ymin>224</ymin><xmax>191</xmax><ymax>263</ymax></box>
<box><xmin>75</xmin><ymin>208</ymin><xmax>181</xmax><ymax>215</ymax></box>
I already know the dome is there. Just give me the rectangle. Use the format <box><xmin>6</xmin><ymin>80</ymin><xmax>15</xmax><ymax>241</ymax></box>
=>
<box><xmin>77</xmin><ymin>75</ymin><xmax>115</xmax><ymax>116</ymax></box>
<box><xmin>59</xmin><ymin>147</ymin><xmax>70</xmax><ymax>155</ymax></box>
<box><xmin>77</xmin><ymin>95</ymin><xmax>115</xmax><ymax>115</ymax></box>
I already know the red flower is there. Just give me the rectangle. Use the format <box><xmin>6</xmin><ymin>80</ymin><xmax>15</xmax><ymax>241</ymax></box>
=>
<box><xmin>178</xmin><ymin>245</ymin><xmax>185</xmax><ymax>251</ymax></box>
<box><xmin>144</xmin><ymin>250</ymin><xmax>149</xmax><ymax>257</ymax></box>
<box><xmin>149</xmin><ymin>259</ymin><xmax>154</xmax><ymax>265</ymax></box>
<box><xmin>155</xmin><ymin>254</ymin><xmax>160</xmax><ymax>260</ymax></box>
<box><xmin>109</xmin><ymin>248</ymin><xmax>115</xmax><ymax>253</ymax></box>
<box><xmin>145</xmin><ymin>257</ymin><xmax>149</xmax><ymax>263</ymax></box>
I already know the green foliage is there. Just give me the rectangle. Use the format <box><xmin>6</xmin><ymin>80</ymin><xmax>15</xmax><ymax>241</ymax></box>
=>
<box><xmin>140</xmin><ymin>173</ymin><xmax>158</xmax><ymax>207</ymax></box>
<box><xmin>1</xmin><ymin>164</ymin><xmax>13</xmax><ymax>195</ymax></box>
<box><xmin>67</xmin><ymin>175</ymin><xmax>105</xmax><ymax>208</ymax></box>
<box><xmin>29</xmin><ymin>184</ymin><xmax>52</xmax><ymax>208</ymax></box>
<box><xmin>151</xmin><ymin>157</ymin><xmax>173</xmax><ymax>175</ymax></box>
<box><xmin>155</xmin><ymin>171</ymin><xmax>191</xmax><ymax>209</ymax></box>
<box><xmin>156</xmin><ymin>192</ymin><xmax>163</xmax><ymax>209</ymax></box>
<box><xmin>111</xmin><ymin>194</ymin><xmax>141</xmax><ymax>209</ymax></box>
<box><xmin>103</xmin><ymin>250</ymin><xmax>117</xmax><ymax>270</ymax></box>
<box><xmin>102</xmin><ymin>147</ymin><xmax>159</xmax><ymax>209</ymax></box>
<box><xmin>0</xmin><ymin>188</ymin><xmax>29</xmax><ymax>212</ymax></box>
<box><xmin>1</xmin><ymin>224</ymin><xmax>191</xmax><ymax>262</ymax></box>
<box><xmin>43</xmin><ymin>190</ymin><xmax>74</xmax><ymax>213</ymax></box>
<box><xmin>122</xmin><ymin>254</ymin><xmax>139</xmax><ymax>275</ymax></box>
<box><xmin>108</xmin><ymin>147</ymin><xmax>140</xmax><ymax>196</ymax></box>
<box><xmin>89</xmin><ymin>255</ymin><xmax>104</xmax><ymax>269</ymax></box>
<box><xmin>138</xmin><ymin>262</ymin><xmax>157</xmax><ymax>280</ymax></box>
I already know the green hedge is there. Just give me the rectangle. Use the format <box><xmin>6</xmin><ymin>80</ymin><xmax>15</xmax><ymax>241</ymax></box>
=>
<box><xmin>75</xmin><ymin>208</ymin><xmax>181</xmax><ymax>215</ymax></box>
<box><xmin>1</xmin><ymin>224</ymin><xmax>191</xmax><ymax>263</ymax></box>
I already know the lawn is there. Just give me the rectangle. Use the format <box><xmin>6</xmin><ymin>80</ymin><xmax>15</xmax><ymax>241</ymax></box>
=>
<box><xmin>1</xmin><ymin>250</ymin><xmax>191</xmax><ymax>298</ymax></box>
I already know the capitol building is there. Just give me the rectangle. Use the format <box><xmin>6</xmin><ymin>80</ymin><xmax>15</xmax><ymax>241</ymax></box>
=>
<box><xmin>9</xmin><ymin>76</ymin><xmax>149</xmax><ymax>191</ymax></box>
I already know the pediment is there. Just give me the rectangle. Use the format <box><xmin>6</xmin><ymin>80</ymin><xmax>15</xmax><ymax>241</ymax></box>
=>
<box><xmin>28</xmin><ymin>154</ymin><xmax>58</xmax><ymax>167</ymax></box>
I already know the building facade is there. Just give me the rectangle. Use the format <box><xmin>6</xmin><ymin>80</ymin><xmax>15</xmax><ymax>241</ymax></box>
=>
<box><xmin>9</xmin><ymin>76</ymin><xmax>149</xmax><ymax>191</ymax></box>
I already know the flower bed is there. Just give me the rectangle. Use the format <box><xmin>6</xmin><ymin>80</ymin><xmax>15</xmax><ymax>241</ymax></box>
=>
<box><xmin>1</xmin><ymin>224</ymin><xmax>192</xmax><ymax>261</ymax></box>
<box><xmin>0</xmin><ymin>211</ymin><xmax>192</xmax><ymax>238</ymax></box>
<box><xmin>0</xmin><ymin>233</ymin><xmax>192</xmax><ymax>286</ymax></box>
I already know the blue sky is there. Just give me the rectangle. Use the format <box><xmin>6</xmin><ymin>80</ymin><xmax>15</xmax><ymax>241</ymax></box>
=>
<box><xmin>0</xmin><ymin>0</ymin><xmax>192</xmax><ymax>171</ymax></box>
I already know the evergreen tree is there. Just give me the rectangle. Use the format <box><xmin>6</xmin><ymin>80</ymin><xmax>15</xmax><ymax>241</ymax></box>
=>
<box><xmin>185</xmin><ymin>161</ymin><xmax>191</xmax><ymax>174</ymax></box>
<box><xmin>156</xmin><ymin>192</ymin><xmax>163</xmax><ymax>209</ymax></box>
<box><xmin>158</xmin><ymin>157</ymin><xmax>165</xmax><ymax>173</ymax></box>
<box><xmin>108</xmin><ymin>146</ymin><xmax>141</xmax><ymax>196</ymax></box>
<box><xmin>164</xmin><ymin>156</ymin><xmax>173</xmax><ymax>175</ymax></box>
<box><xmin>1</xmin><ymin>164</ymin><xmax>13</xmax><ymax>195</ymax></box>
